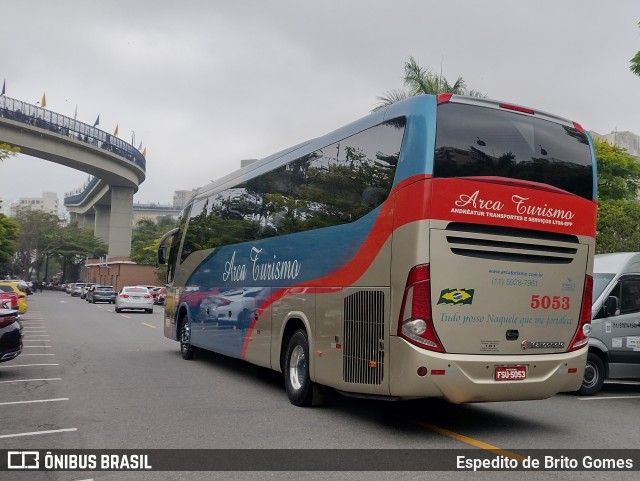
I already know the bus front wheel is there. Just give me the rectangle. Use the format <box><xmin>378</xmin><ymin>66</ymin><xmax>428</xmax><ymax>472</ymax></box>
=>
<box><xmin>179</xmin><ymin>318</ymin><xmax>194</xmax><ymax>360</ymax></box>
<box><xmin>284</xmin><ymin>329</ymin><xmax>314</xmax><ymax>406</ymax></box>
<box><xmin>578</xmin><ymin>352</ymin><xmax>605</xmax><ymax>396</ymax></box>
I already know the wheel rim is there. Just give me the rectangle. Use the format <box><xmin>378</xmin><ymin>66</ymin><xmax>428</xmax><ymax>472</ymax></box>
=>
<box><xmin>180</xmin><ymin>323</ymin><xmax>190</xmax><ymax>353</ymax></box>
<box><xmin>289</xmin><ymin>345</ymin><xmax>306</xmax><ymax>391</ymax></box>
<box><xmin>583</xmin><ymin>361</ymin><xmax>598</xmax><ymax>389</ymax></box>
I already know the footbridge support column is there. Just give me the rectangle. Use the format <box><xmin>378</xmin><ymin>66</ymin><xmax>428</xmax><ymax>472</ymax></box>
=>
<box><xmin>93</xmin><ymin>204</ymin><xmax>111</xmax><ymax>246</ymax></box>
<box><xmin>70</xmin><ymin>212</ymin><xmax>96</xmax><ymax>229</ymax></box>
<box><xmin>108</xmin><ymin>186</ymin><xmax>134</xmax><ymax>258</ymax></box>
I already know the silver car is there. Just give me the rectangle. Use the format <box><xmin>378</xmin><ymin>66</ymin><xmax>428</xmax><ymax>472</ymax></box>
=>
<box><xmin>71</xmin><ymin>283</ymin><xmax>86</xmax><ymax>297</ymax></box>
<box><xmin>115</xmin><ymin>286</ymin><xmax>154</xmax><ymax>314</ymax></box>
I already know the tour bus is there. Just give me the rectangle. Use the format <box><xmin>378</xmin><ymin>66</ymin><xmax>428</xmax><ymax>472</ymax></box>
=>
<box><xmin>158</xmin><ymin>94</ymin><xmax>597</xmax><ymax>406</ymax></box>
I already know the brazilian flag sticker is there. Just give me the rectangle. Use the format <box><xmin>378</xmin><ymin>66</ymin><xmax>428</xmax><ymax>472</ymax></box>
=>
<box><xmin>437</xmin><ymin>288</ymin><xmax>475</xmax><ymax>305</ymax></box>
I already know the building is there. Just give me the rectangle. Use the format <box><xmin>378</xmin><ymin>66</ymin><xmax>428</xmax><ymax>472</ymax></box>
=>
<box><xmin>10</xmin><ymin>191</ymin><xmax>59</xmax><ymax>216</ymax></box>
<box><xmin>590</xmin><ymin>130</ymin><xmax>640</xmax><ymax>158</ymax></box>
<box><xmin>130</xmin><ymin>189</ymin><xmax>199</xmax><ymax>226</ymax></box>
<box><xmin>172</xmin><ymin>189</ymin><xmax>198</xmax><ymax>210</ymax></box>
<box><xmin>132</xmin><ymin>203</ymin><xmax>181</xmax><ymax>225</ymax></box>
<box><xmin>83</xmin><ymin>257</ymin><xmax>160</xmax><ymax>292</ymax></box>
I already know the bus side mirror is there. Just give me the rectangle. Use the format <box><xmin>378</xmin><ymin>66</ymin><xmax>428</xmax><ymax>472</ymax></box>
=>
<box><xmin>604</xmin><ymin>296</ymin><xmax>620</xmax><ymax>317</ymax></box>
<box><xmin>157</xmin><ymin>227</ymin><xmax>179</xmax><ymax>266</ymax></box>
<box><xmin>158</xmin><ymin>246</ymin><xmax>167</xmax><ymax>265</ymax></box>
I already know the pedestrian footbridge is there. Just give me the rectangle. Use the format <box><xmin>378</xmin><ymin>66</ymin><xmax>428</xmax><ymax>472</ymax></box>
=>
<box><xmin>0</xmin><ymin>96</ymin><xmax>145</xmax><ymax>257</ymax></box>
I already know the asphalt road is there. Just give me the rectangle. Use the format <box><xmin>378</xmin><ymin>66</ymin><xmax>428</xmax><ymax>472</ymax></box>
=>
<box><xmin>1</xmin><ymin>291</ymin><xmax>640</xmax><ymax>481</ymax></box>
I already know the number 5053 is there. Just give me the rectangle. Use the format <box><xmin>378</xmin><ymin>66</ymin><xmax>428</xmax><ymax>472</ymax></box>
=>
<box><xmin>530</xmin><ymin>295</ymin><xmax>570</xmax><ymax>310</ymax></box>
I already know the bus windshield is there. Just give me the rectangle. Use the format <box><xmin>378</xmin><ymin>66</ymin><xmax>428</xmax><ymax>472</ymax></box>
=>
<box><xmin>434</xmin><ymin>102</ymin><xmax>593</xmax><ymax>200</ymax></box>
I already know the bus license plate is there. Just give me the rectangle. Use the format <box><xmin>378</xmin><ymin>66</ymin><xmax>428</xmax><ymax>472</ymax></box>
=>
<box><xmin>495</xmin><ymin>366</ymin><xmax>527</xmax><ymax>381</ymax></box>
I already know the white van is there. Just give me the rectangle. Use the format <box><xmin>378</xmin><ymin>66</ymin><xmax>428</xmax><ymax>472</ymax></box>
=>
<box><xmin>579</xmin><ymin>252</ymin><xmax>640</xmax><ymax>395</ymax></box>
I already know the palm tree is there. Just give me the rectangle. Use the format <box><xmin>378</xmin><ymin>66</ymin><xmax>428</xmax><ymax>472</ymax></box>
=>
<box><xmin>373</xmin><ymin>56</ymin><xmax>485</xmax><ymax>111</ymax></box>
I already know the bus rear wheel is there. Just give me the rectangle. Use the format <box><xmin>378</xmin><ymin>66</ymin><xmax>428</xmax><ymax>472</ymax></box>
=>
<box><xmin>180</xmin><ymin>318</ymin><xmax>194</xmax><ymax>360</ymax></box>
<box><xmin>284</xmin><ymin>329</ymin><xmax>314</xmax><ymax>406</ymax></box>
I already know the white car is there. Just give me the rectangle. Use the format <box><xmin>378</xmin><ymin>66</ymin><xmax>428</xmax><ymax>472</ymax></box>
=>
<box><xmin>71</xmin><ymin>283</ymin><xmax>86</xmax><ymax>297</ymax></box>
<box><xmin>115</xmin><ymin>286</ymin><xmax>154</xmax><ymax>314</ymax></box>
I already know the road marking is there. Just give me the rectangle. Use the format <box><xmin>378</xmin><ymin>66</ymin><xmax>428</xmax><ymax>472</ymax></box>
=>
<box><xmin>0</xmin><ymin>398</ymin><xmax>69</xmax><ymax>406</ymax></box>
<box><xmin>23</xmin><ymin>346</ymin><xmax>53</xmax><ymax>348</ymax></box>
<box><xmin>0</xmin><ymin>378</ymin><xmax>61</xmax><ymax>384</ymax></box>
<box><xmin>0</xmin><ymin>363</ymin><xmax>59</xmax><ymax>369</ymax></box>
<box><xmin>142</xmin><ymin>322</ymin><xmax>157</xmax><ymax>329</ymax></box>
<box><xmin>19</xmin><ymin>353</ymin><xmax>56</xmax><ymax>356</ymax></box>
<box><xmin>121</xmin><ymin>315</ymin><xmax>132</xmax><ymax>319</ymax></box>
<box><xmin>578</xmin><ymin>395</ymin><xmax>640</xmax><ymax>401</ymax></box>
<box><xmin>412</xmin><ymin>420</ymin><xmax>524</xmax><ymax>461</ymax></box>
<box><xmin>0</xmin><ymin>428</ymin><xmax>77</xmax><ymax>439</ymax></box>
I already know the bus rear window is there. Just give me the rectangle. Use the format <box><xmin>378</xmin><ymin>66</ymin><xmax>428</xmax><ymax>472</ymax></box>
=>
<box><xmin>434</xmin><ymin>103</ymin><xmax>593</xmax><ymax>199</ymax></box>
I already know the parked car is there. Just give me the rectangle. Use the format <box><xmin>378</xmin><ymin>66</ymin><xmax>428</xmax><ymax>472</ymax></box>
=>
<box><xmin>115</xmin><ymin>286</ymin><xmax>154</xmax><ymax>314</ymax></box>
<box><xmin>0</xmin><ymin>282</ymin><xmax>28</xmax><ymax>314</ymax></box>
<box><xmin>580</xmin><ymin>252</ymin><xmax>640</xmax><ymax>395</ymax></box>
<box><xmin>4</xmin><ymin>279</ymin><xmax>32</xmax><ymax>295</ymax></box>
<box><xmin>84</xmin><ymin>284</ymin><xmax>95</xmax><ymax>301</ymax></box>
<box><xmin>155</xmin><ymin>287</ymin><xmax>167</xmax><ymax>305</ymax></box>
<box><xmin>80</xmin><ymin>283</ymin><xmax>95</xmax><ymax>299</ymax></box>
<box><xmin>0</xmin><ymin>305</ymin><xmax>22</xmax><ymax>362</ymax></box>
<box><xmin>87</xmin><ymin>285</ymin><xmax>117</xmax><ymax>304</ymax></box>
<box><xmin>0</xmin><ymin>291</ymin><xmax>19</xmax><ymax>311</ymax></box>
<box><xmin>149</xmin><ymin>287</ymin><xmax>161</xmax><ymax>302</ymax></box>
<box><xmin>71</xmin><ymin>283</ymin><xmax>86</xmax><ymax>297</ymax></box>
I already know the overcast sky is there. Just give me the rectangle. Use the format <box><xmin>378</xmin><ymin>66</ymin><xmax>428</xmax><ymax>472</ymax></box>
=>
<box><xmin>1</xmin><ymin>0</ymin><xmax>639</xmax><ymax>210</ymax></box>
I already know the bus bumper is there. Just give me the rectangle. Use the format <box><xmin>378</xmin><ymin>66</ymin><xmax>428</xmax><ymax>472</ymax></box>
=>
<box><xmin>388</xmin><ymin>336</ymin><xmax>587</xmax><ymax>403</ymax></box>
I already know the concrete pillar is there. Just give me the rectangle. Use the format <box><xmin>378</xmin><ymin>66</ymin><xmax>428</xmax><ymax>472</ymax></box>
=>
<box><xmin>108</xmin><ymin>186</ymin><xmax>134</xmax><ymax>257</ymax></box>
<box><xmin>93</xmin><ymin>204</ymin><xmax>111</xmax><ymax>246</ymax></box>
<box><xmin>70</xmin><ymin>212</ymin><xmax>95</xmax><ymax>229</ymax></box>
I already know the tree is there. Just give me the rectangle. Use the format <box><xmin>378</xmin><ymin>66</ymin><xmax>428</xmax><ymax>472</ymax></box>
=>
<box><xmin>597</xmin><ymin>200</ymin><xmax>640</xmax><ymax>252</ymax></box>
<box><xmin>631</xmin><ymin>22</ymin><xmax>640</xmax><ymax>76</ymax></box>
<box><xmin>12</xmin><ymin>207</ymin><xmax>63</xmax><ymax>279</ymax></box>
<box><xmin>595</xmin><ymin>139</ymin><xmax>640</xmax><ymax>201</ymax></box>
<box><xmin>0</xmin><ymin>212</ymin><xmax>18</xmax><ymax>267</ymax></box>
<box><xmin>0</xmin><ymin>143</ymin><xmax>20</xmax><ymax>162</ymax></box>
<box><xmin>130</xmin><ymin>217</ymin><xmax>177</xmax><ymax>266</ymax></box>
<box><xmin>51</xmin><ymin>223</ymin><xmax>107</xmax><ymax>282</ymax></box>
<box><xmin>373</xmin><ymin>56</ymin><xmax>485</xmax><ymax>111</ymax></box>
<box><xmin>9</xmin><ymin>207</ymin><xmax>107</xmax><ymax>280</ymax></box>
<box><xmin>594</xmin><ymin>138</ymin><xmax>640</xmax><ymax>252</ymax></box>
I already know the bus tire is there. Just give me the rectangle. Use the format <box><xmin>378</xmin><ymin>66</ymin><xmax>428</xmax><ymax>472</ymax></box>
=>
<box><xmin>284</xmin><ymin>329</ymin><xmax>314</xmax><ymax>406</ymax></box>
<box><xmin>578</xmin><ymin>352</ymin><xmax>605</xmax><ymax>396</ymax></box>
<box><xmin>179</xmin><ymin>317</ymin><xmax>194</xmax><ymax>360</ymax></box>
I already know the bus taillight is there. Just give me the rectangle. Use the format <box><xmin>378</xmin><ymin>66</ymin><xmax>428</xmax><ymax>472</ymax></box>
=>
<box><xmin>573</xmin><ymin>121</ymin><xmax>586</xmax><ymax>133</ymax></box>
<box><xmin>437</xmin><ymin>93</ymin><xmax>452</xmax><ymax>104</ymax></box>
<box><xmin>398</xmin><ymin>264</ymin><xmax>444</xmax><ymax>353</ymax></box>
<box><xmin>499</xmin><ymin>103</ymin><xmax>535</xmax><ymax>115</ymax></box>
<box><xmin>568</xmin><ymin>275</ymin><xmax>593</xmax><ymax>352</ymax></box>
